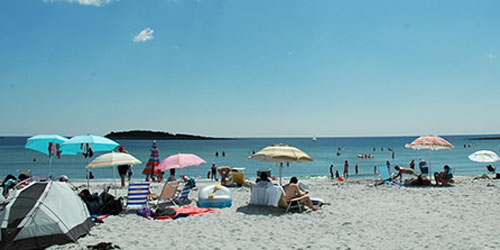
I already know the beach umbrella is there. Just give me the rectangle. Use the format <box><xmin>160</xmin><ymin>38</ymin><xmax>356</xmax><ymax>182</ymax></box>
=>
<box><xmin>61</xmin><ymin>134</ymin><xmax>119</xmax><ymax>154</ymax></box>
<box><xmin>24</xmin><ymin>134</ymin><xmax>77</xmax><ymax>175</ymax></box>
<box><xmin>62</xmin><ymin>134</ymin><xmax>119</xmax><ymax>188</ymax></box>
<box><xmin>468</xmin><ymin>150</ymin><xmax>500</xmax><ymax>163</ymax></box>
<box><xmin>87</xmin><ymin>152</ymin><xmax>141</xmax><ymax>195</ymax></box>
<box><xmin>249</xmin><ymin>144</ymin><xmax>313</xmax><ymax>185</ymax></box>
<box><xmin>144</xmin><ymin>141</ymin><xmax>160</xmax><ymax>177</ymax></box>
<box><xmin>156</xmin><ymin>153</ymin><xmax>206</xmax><ymax>171</ymax></box>
<box><xmin>405</xmin><ymin>135</ymin><xmax>454</xmax><ymax>177</ymax></box>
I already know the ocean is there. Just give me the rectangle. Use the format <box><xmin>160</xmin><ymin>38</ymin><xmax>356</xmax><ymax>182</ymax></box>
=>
<box><xmin>1</xmin><ymin>135</ymin><xmax>499</xmax><ymax>181</ymax></box>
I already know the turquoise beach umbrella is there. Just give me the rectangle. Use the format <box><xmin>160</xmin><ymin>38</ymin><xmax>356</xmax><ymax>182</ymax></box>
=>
<box><xmin>61</xmin><ymin>134</ymin><xmax>119</xmax><ymax>154</ymax></box>
<box><xmin>25</xmin><ymin>134</ymin><xmax>75</xmax><ymax>156</ymax></box>
<box><xmin>25</xmin><ymin>134</ymin><xmax>77</xmax><ymax>176</ymax></box>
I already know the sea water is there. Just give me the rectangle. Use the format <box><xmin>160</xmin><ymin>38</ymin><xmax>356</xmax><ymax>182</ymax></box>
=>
<box><xmin>1</xmin><ymin>135</ymin><xmax>499</xmax><ymax>180</ymax></box>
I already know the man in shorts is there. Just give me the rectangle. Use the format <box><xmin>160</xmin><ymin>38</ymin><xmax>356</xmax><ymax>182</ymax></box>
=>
<box><xmin>117</xmin><ymin>145</ymin><xmax>130</xmax><ymax>187</ymax></box>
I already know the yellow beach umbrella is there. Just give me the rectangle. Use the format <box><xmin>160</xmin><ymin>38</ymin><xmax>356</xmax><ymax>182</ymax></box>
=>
<box><xmin>250</xmin><ymin>144</ymin><xmax>313</xmax><ymax>185</ymax></box>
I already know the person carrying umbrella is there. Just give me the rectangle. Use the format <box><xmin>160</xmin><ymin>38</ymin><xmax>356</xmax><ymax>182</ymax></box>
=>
<box><xmin>117</xmin><ymin>145</ymin><xmax>130</xmax><ymax>187</ymax></box>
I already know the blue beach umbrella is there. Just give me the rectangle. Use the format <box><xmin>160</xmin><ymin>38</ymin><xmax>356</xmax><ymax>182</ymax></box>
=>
<box><xmin>61</xmin><ymin>134</ymin><xmax>119</xmax><ymax>154</ymax></box>
<box><xmin>25</xmin><ymin>134</ymin><xmax>77</xmax><ymax>175</ymax></box>
<box><xmin>62</xmin><ymin>134</ymin><xmax>119</xmax><ymax>188</ymax></box>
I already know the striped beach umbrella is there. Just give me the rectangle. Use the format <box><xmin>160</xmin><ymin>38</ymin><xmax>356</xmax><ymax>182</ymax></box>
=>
<box><xmin>86</xmin><ymin>152</ymin><xmax>141</xmax><ymax>196</ymax></box>
<box><xmin>143</xmin><ymin>141</ymin><xmax>160</xmax><ymax>175</ymax></box>
<box><xmin>405</xmin><ymin>135</ymin><xmax>454</xmax><ymax>178</ymax></box>
<box><xmin>86</xmin><ymin>152</ymin><xmax>141</xmax><ymax>168</ymax></box>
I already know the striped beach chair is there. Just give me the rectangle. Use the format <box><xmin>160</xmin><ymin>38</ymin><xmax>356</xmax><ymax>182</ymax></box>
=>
<box><xmin>170</xmin><ymin>183</ymin><xmax>193</xmax><ymax>206</ymax></box>
<box><xmin>126</xmin><ymin>182</ymin><xmax>150</xmax><ymax>209</ymax></box>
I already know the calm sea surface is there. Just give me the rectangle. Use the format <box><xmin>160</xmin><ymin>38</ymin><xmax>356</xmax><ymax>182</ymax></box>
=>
<box><xmin>1</xmin><ymin>135</ymin><xmax>499</xmax><ymax>180</ymax></box>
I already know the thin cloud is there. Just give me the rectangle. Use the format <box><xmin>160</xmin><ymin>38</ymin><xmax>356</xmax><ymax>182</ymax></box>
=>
<box><xmin>133</xmin><ymin>28</ymin><xmax>155</xmax><ymax>43</ymax></box>
<box><xmin>488</xmin><ymin>53</ymin><xmax>496</xmax><ymax>59</ymax></box>
<box><xmin>44</xmin><ymin>0</ymin><xmax>118</xmax><ymax>7</ymax></box>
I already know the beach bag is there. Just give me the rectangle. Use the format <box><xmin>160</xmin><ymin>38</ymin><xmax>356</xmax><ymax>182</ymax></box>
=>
<box><xmin>101</xmin><ymin>197</ymin><xmax>123</xmax><ymax>215</ymax></box>
<box><xmin>137</xmin><ymin>207</ymin><xmax>155</xmax><ymax>217</ymax></box>
<box><xmin>155</xmin><ymin>207</ymin><xmax>176</xmax><ymax>217</ymax></box>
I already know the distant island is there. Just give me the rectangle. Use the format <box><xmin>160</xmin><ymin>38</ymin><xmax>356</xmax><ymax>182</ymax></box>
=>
<box><xmin>105</xmin><ymin>130</ymin><xmax>226</xmax><ymax>140</ymax></box>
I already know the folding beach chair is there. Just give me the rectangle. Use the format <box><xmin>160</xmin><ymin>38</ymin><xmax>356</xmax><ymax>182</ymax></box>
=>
<box><xmin>163</xmin><ymin>183</ymin><xmax>193</xmax><ymax>206</ymax></box>
<box><xmin>126</xmin><ymin>182</ymin><xmax>150</xmax><ymax>210</ymax></box>
<box><xmin>279</xmin><ymin>186</ymin><xmax>308</xmax><ymax>213</ymax></box>
<box><xmin>149</xmin><ymin>181</ymin><xmax>180</xmax><ymax>207</ymax></box>
<box><xmin>379</xmin><ymin>165</ymin><xmax>392</xmax><ymax>182</ymax></box>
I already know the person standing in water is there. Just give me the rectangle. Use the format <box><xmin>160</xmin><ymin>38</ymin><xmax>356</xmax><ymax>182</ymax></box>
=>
<box><xmin>343</xmin><ymin>160</ymin><xmax>349</xmax><ymax>179</ymax></box>
<box><xmin>329</xmin><ymin>164</ymin><xmax>334</xmax><ymax>178</ymax></box>
<box><xmin>211</xmin><ymin>163</ymin><xmax>218</xmax><ymax>181</ymax></box>
<box><xmin>355</xmin><ymin>164</ymin><xmax>359</xmax><ymax>175</ymax></box>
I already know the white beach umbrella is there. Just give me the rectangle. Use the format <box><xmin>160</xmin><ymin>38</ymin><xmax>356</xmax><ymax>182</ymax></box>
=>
<box><xmin>468</xmin><ymin>150</ymin><xmax>500</xmax><ymax>163</ymax></box>
<box><xmin>249</xmin><ymin>144</ymin><xmax>313</xmax><ymax>185</ymax></box>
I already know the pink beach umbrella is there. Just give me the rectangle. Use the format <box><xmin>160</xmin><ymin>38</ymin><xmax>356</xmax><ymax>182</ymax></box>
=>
<box><xmin>405</xmin><ymin>135</ymin><xmax>454</xmax><ymax>177</ymax></box>
<box><xmin>156</xmin><ymin>153</ymin><xmax>206</xmax><ymax>171</ymax></box>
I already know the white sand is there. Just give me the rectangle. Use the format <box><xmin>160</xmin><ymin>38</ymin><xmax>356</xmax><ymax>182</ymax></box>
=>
<box><xmin>48</xmin><ymin>176</ymin><xmax>500</xmax><ymax>250</ymax></box>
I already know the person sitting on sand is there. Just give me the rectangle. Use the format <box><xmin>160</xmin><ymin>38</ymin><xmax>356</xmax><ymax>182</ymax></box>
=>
<box><xmin>434</xmin><ymin>165</ymin><xmax>453</xmax><ymax>186</ymax></box>
<box><xmin>282</xmin><ymin>177</ymin><xmax>318</xmax><ymax>211</ymax></box>
<box><xmin>392</xmin><ymin>166</ymin><xmax>417</xmax><ymax>182</ymax></box>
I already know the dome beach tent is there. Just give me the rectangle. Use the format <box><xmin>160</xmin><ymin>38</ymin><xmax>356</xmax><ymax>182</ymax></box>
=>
<box><xmin>0</xmin><ymin>181</ymin><xmax>93</xmax><ymax>250</ymax></box>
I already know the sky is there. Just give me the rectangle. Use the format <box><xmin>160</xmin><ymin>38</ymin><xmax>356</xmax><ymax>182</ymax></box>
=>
<box><xmin>1</xmin><ymin>0</ymin><xmax>500</xmax><ymax>138</ymax></box>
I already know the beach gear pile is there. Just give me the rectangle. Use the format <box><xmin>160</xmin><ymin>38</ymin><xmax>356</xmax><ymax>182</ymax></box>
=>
<box><xmin>79</xmin><ymin>188</ymin><xmax>123</xmax><ymax>216</ymax></box>
<box><xmin>0</xmin><ymin>181</ymin><xmax>93</xmax><ymax>250</ymax></box>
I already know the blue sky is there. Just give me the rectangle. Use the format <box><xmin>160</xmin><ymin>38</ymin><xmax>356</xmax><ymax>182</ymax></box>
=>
<box><xmin>1</xmin><ymin>0</ymin><xmax>499</xmax><ymax>137</ymax></box>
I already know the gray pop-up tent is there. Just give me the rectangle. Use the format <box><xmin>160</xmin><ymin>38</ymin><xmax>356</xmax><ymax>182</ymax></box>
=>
<box><xmin>0</xmin><ymin>181</ymin><xmax>94</xmax><ymax>250</ymax></box>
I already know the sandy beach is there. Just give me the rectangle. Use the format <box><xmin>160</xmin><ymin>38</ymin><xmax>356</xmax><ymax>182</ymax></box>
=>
<box><xmin>45</xmin><ymin>176</ymin><xmax>500</xmax><ymax>250</ymax></box>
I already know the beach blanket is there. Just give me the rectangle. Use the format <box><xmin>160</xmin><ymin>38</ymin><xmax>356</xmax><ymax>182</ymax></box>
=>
<box><xmin>141</xmin><ymin>205</ymin><xmax>220</xmax><ymax>221</ymax></box>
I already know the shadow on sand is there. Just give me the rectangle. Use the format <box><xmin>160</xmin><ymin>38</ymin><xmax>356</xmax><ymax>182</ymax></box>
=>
<box><xmin>236</xmin><ymin>204</ymin><xmax>286</xmax><ymax>216</ymax></box>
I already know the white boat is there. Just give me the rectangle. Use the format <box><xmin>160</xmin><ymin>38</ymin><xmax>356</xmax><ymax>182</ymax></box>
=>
<box><xmin>312</xmin><ymin>136</ymin><xmax>317</xmax><ymax>142</ymax></box>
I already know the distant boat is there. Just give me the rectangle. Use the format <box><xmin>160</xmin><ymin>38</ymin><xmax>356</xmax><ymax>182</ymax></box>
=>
<box><xmin>312</xmin><ymin>136</ymin><xmax>317</xmax><ymax>142</ymax></box>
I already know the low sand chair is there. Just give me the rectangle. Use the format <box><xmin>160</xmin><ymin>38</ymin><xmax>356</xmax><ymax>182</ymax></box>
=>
<box><xmin>278</xmin><ymin>187</ymin><xmax>309</xmax><ymax>213</ymax></box>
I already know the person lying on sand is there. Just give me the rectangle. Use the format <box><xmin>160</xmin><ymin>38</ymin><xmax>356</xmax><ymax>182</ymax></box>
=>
<box><xmin>393</xmin><ymin>166</ymin><xmax>417</xmax><ymax>182</ymax></box>
<box><xmin>282</xmin><ymin>177</ymin><xmax>318</xmax><ymax>211</ymax></box>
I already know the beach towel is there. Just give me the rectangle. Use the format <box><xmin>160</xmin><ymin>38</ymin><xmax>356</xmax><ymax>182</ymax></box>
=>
<box><xmin>140</xmin><ymin>205</ymin><xmax>220</xmax><ymax>220</ymax></box>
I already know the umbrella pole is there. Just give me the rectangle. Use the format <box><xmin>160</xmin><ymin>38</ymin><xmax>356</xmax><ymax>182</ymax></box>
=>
<box><xmin>428</xmin><ymin>149</ymin><xmax>432</xmax><ymax>180</ymax></box>
<box><xmin>48</xmin><ymin>155</ymin><xmax>52</xmax><ymax>177</ymax></box>
<box><xmin>112</xmin><ymin>166</ymin><xmax>117</xmax><ymax>197</ymax></box>
<box><xmin>87</xmin><ymin>169</ymin><xmax>90</xmax><ymax>189</ymax></box>
<box><xmin>279</xmin><ymin>162</ymin><xmax>283</xmax><ymax>186</ymax></box>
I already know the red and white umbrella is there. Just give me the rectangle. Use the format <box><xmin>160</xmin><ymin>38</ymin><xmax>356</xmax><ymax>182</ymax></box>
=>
<box><xmin>405</xmin><ymin>135</ymin><xmax>454</xmax><ymax>150</ymax></box>
<box><xmin>156</xmin><ymin>153</ymin><xmax>206</xmax><ymax>171</ymax></box>
<box><xmin>405</xmin><ymin>135</ymin><xmax>454</xmax><ymax>177</ymax></box>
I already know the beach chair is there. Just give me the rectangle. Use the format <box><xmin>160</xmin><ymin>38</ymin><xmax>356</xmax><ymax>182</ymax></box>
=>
<box><xmin>149</xmin><ymin>181</ymin><xmax>180</xmax><ymax>207</ymax></box>
<box><xmin>379</xmin><ymin>165</ymin><xmax>392</xmax><ymax>181</ymax></box>
<box><xmin>169</xmin><ymin>183</ymin><xmax>193</xmax><ymax>206</ymax></box>
<box><xmin>125</xmin><ymin>182</ymin><xmax>150</xmax><ymax>210</ymax></box>
<box><xmin>279</xmin><ymin>186</ymin><xmax>308</xmax><ymax>213</ymax></box>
